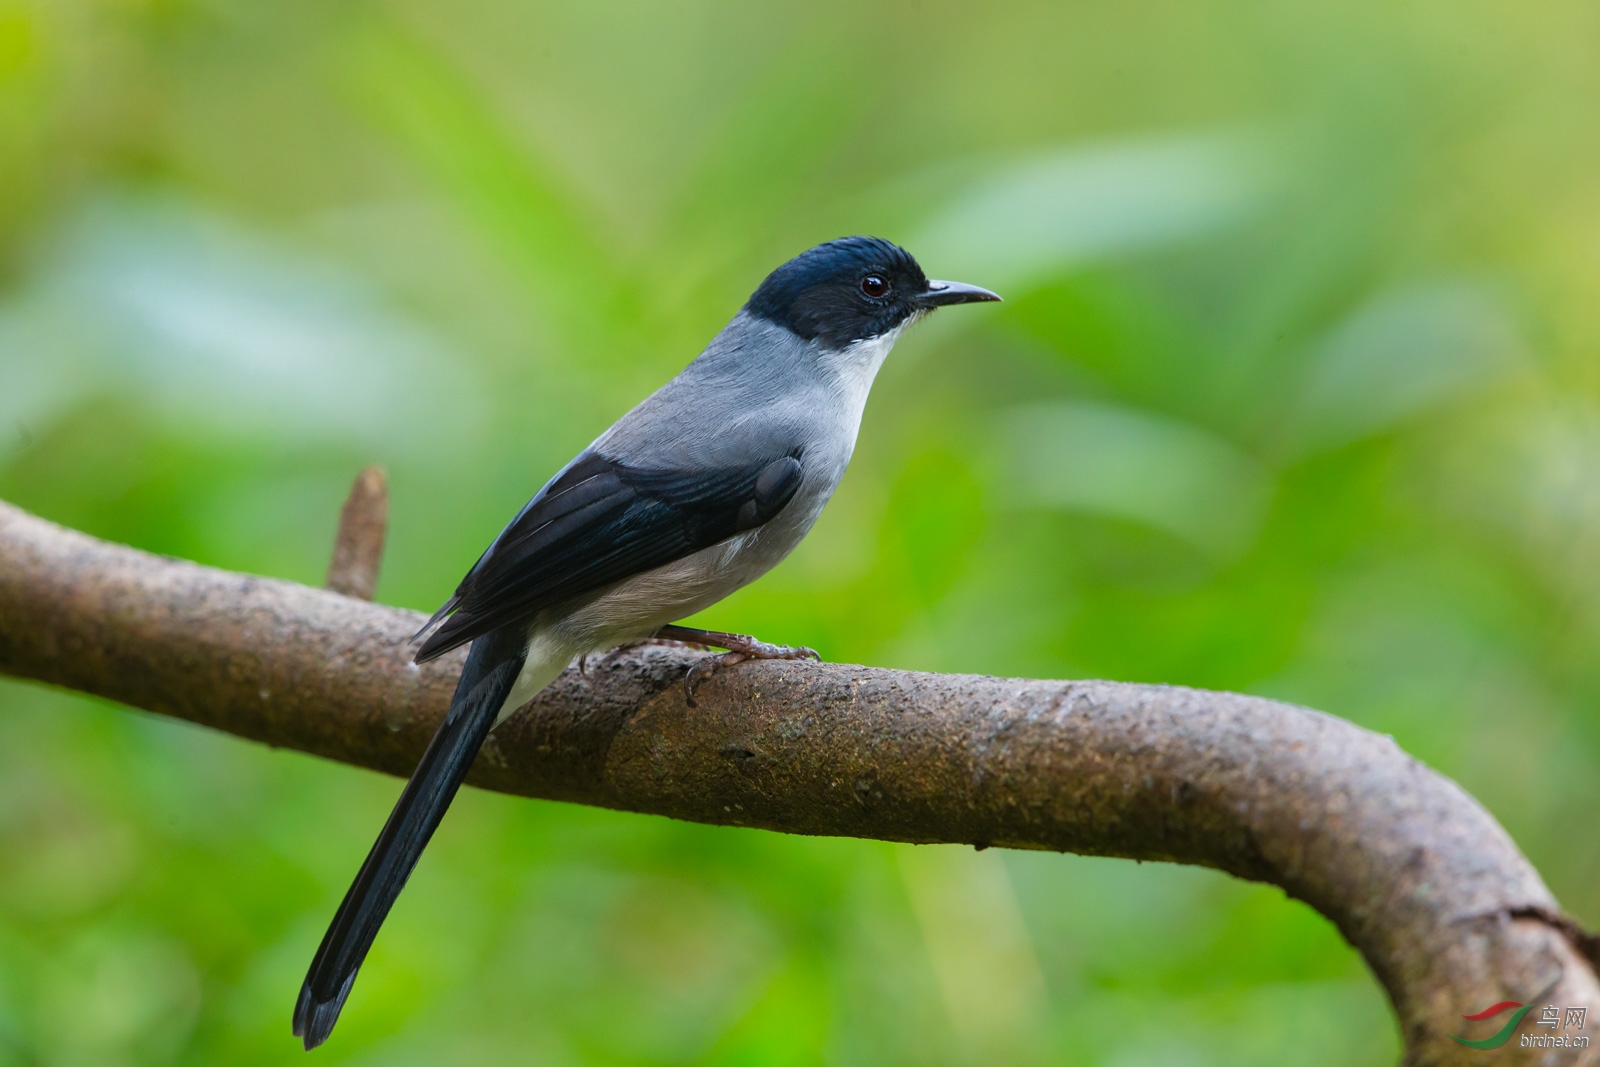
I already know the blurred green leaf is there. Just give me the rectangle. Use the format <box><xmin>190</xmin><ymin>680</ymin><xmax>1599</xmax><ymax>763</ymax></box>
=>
<box><xmin>1001</xmin><ymin>399</ymin><xmax>1271</xmax><ymax>558</ymax></box>
<box><xmin>1288</xmin><ymin>279</ymin><xmax>1526</xmax><ymax>454</ymax></box>
<box><xmin>913</xmin><ymin>132</ymin><xmax>1275</xmax><ymax>298</ymax></box>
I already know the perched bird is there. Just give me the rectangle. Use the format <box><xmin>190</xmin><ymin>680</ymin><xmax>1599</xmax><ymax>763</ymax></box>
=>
<box><xmin>292</xmin><ymin>236</ymin><xmax>999</xmax><ymax>1049</ymax></box>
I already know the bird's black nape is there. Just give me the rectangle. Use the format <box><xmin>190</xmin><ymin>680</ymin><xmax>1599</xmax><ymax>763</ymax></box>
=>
<box><xmin>746</xmin><ymin>236</ymin><xmax>934</xmax><ymax>349</ymax></box>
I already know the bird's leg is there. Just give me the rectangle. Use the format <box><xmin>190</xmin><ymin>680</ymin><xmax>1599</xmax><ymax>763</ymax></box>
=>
<box><xmin>580</xmin><ymin>634</ymin><xmax>717</xmax><ymax>676</ymax></box>
<box><xmin>656</xmin><ymin>624</ymin><xmax>821</xmax><ymax>706</ymax></box>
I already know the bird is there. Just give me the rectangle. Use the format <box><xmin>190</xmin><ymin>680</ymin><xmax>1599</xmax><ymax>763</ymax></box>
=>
<box><xmin>291</xmin><ymin>235</ymin><xmax>999</xmax><ymax>1049</ymax></box>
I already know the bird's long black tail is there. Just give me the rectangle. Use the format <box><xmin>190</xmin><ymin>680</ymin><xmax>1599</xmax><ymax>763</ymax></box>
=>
<box><xmin>293</xmin><ymin>627</ymin><xmax>527</xmax><ymax>1050</ymax></box>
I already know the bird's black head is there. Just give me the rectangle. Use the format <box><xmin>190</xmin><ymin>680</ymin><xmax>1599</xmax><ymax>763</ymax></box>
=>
<box><xmin>746</xmin><ymin>236</ymin><xmax>999</xmax><ymax>350</ymax></box>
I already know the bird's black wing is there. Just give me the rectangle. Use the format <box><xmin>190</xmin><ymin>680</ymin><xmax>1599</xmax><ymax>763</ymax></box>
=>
<box><xmin>413</xmin><ymin>449</ymin><xmax>804</xmax><ymax>663</ymax></box>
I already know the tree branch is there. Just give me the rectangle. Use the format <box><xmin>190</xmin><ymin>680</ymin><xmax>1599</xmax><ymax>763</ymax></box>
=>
<box><xmin>0</xmin><ymin>496</ymin><xmax>1594</xmax><ymax>1065</ymax></box>
<box><xmin>324</xmin><ymin>466</ymin><xmax>387</xmax><ymax>601</ymax></box>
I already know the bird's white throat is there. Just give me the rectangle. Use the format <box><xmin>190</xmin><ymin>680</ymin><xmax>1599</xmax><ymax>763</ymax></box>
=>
<box><xmin>818</xmin><ymin>323</ymin><xmax>906</xmax><ymax>426</ymax></box>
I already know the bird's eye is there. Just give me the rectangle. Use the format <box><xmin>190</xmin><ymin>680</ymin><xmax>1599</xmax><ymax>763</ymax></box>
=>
<box><xmin>860</xmin><ymin>274</ymin><xmax>889</xmax><ymax>298</ymax></box>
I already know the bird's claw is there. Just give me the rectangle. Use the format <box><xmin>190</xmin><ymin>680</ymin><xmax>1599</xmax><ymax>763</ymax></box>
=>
<box><xmin>580</xmin><ymin>637</ymin><xmax>713</xmax><ymax>679</ymax></box>
<box><xmin>682</xmin><ymin>639</ymin><xmax>820</xmax><ymax>707</ymax></box>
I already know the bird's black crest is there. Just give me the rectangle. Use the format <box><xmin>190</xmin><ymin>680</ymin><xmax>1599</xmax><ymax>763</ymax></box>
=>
<box><xmin>746</xmin><ymin>236</ymin><xmax>930</xmax><ymax>349</ymax></box>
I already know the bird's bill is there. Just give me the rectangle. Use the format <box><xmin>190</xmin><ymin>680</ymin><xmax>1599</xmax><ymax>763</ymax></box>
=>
<box><xmin>918</xmin><ymin>279</ymin><xmax>1002</xmax><ymax>307</ymax></box>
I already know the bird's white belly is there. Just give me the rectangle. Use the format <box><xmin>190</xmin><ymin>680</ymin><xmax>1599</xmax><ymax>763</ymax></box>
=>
<box><xmin>560</xmin><ymin>533</ymin><xmax>762</xmax><ymax>642</ymax></box>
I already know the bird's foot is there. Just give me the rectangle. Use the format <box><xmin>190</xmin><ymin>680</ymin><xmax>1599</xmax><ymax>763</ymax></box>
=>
<box><xmin>578</xmin><ymin>635</ymin><xmax>713</xmax><ymax>676</ymax></box>
<box><xmin>656</xmin><ymin>624</ymin><xmax>820</xmax><ymax>706</ymax></box>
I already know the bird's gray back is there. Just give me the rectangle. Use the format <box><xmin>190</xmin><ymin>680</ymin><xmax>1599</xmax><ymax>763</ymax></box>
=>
<box><xmin>593</xmin><ymin>312</ymin><xmax>844</xmax><ymax>473</ymax></box>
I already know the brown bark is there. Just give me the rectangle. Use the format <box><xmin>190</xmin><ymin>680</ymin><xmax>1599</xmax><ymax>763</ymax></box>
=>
<box><xmin>0</xmin><ymin>496</ymin><xmax>1595</xmax><ymax>1065</ymax></box>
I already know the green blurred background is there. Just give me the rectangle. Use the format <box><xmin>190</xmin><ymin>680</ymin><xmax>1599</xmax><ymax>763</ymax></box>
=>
<box><xmin>2</xmin><ymin>0</ymin><xmax>1598</xmax><ymax>1063</ymax></box>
